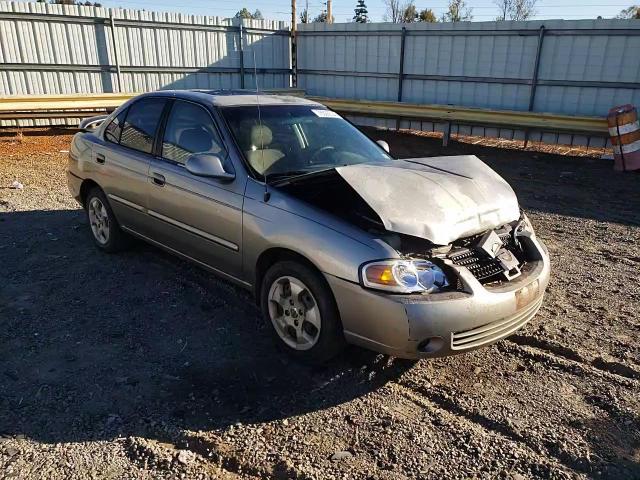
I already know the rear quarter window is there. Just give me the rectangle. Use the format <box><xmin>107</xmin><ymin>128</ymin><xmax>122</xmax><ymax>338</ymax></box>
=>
<box><xmin>104</xmin><ymin>109</ymin><xmax>127</xmax><ymax>144</ymax></box>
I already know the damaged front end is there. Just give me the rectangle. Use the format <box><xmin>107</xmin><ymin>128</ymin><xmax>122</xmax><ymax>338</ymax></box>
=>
<box><xmin>392</xmin><ymin>216</ymin><xmax>533</xmax><ymax>289</ymax></box>
<box><xmin>275</xmin><ymin>155</ymin><xmax>536</xmax><ymax>291</ymax></box>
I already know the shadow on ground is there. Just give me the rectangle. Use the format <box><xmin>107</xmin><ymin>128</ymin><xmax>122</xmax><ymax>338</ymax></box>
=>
<box><xmin>0</xmin><ymin>208</ymin><xmax>414</xmax><ymax>445</ymax></box>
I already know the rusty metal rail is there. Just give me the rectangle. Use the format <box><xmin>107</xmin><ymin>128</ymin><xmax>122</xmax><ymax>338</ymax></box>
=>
<box><xmin>310</xmin><ymin>97</ymin><xmax>609</xmax><ymax>136</ymax></box>
<box><xmin>0</xmin><ymin>93</ymin><xmax>609</xmax><ymax>141</ymax></box>
<box><xmin>0</xmin><ymin>93</ymin><xmax>135</xmax><ymax>121</ymax></box>
<box><xmin>0</xmin><ymin>90</ymin><xmax>307</xmax><ymax>122</ymax></box>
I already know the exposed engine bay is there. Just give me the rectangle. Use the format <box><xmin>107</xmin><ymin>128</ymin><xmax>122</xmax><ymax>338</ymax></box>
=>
<box><xmin>277</xmin><ymin>168</ymin><xmax>529</xmax><ymax>286</ymax></box>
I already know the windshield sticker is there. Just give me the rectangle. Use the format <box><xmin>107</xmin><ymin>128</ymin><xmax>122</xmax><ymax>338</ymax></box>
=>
<box><xmin>312</xmin><ymin>109</ymin><xmax>341</xmax><ymax>119</ymax></box>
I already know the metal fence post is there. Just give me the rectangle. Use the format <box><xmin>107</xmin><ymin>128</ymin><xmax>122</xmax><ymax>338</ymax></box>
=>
<box><xmin>527</xmin><ymin>25</ymin><xmax>546</xmax><ymax>112</ymax></box>
<box><xmin>239</xmin><ymin>24</ymin><xmax>245</xmax><ymax>89</ymax></box>
<box><xmin>397</xmin><ymin>26</ymin><xmax>407</xmax><ymax>102</ymax></box>
<box><xmin>109</xmin><ymin>12</ymin><xmax>123</xmax><ymax>93</ymax></box>
<box><xmin>524</xmin><ymin>25</ymin><xmax>545</xmax><ymax>148</ymax></box>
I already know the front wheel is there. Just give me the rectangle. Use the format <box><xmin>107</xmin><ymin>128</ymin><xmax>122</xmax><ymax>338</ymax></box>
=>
<box><xmin>85</xmin><ymin>187</ymin><xmax>129</xmax><ymax>253</ymax></box>
<box><xmin>260</xmin><ymin>261</ymin><xmax>346</xmax><ymax>364</ymax></box>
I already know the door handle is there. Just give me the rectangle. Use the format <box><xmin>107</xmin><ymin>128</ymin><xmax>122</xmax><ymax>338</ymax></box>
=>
<box><xmin>96</xmin><ymin>153</ymin><xmax>105</xmax><ymax>164</ymax></box>
<box><xmin>151</xmin><ymin>172</ymin><xmax>166</xmax><ymax>186</ymax></box>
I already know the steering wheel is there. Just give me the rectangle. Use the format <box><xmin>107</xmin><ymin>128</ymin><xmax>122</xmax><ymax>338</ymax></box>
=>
<box><xmin>309</xmin><ymin>145</ymin><xmax>335</xmax><ymax>165</ymax></box>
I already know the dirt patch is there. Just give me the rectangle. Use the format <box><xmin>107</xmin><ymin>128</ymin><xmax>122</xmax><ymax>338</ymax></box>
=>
<box><xmin>1</xmin><ymin>129</ymin><xmax>639</xmax><ymax>479</ymax></box>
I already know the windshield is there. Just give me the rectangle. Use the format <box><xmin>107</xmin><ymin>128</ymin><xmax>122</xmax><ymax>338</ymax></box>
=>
<box><xmin>220</xmin><ymin>105</ymin><xmax>391</xmax><ymax>178</ymax></box>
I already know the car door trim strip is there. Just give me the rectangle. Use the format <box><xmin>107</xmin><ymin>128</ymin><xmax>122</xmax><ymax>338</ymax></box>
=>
<box><xmin>120</xmin><ymin>226</ymin><xmax>251</xmax><ymax>289</ymax></box>
<box><xmin>147</xmin><ymin>209</ymin><xmax>239</xmax><ymax>251</ymax></box>
<box><xmin>108</xmin><ymin>194</ymin><xmax>145</xmax><ymax>211</ymax></box>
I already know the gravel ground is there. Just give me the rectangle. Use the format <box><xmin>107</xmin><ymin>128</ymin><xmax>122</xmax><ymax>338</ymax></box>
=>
<box><xmin>1</xmin><ymin>129</ymin><xmax>639</xmax><ymax>480</ymax></box>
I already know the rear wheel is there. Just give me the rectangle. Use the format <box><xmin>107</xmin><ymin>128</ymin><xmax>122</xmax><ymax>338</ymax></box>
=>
<box><xmin>261</xmin><ymin>260</ymin><xmax>346</xmax><ymax>364</ymax></box>
<box><xmin>85</xmin><ymin>187</ymin><xmax>129</xmax><ymax>253</ymax></box>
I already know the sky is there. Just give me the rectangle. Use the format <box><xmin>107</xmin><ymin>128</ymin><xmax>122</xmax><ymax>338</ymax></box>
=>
<box><xmin>95</xmin><ymin>0</ymin><xmax>637</xmax><ymax>23</ymax></box>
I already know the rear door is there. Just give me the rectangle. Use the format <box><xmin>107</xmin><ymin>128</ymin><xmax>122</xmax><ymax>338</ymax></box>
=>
<box><xmin>92</xmin><ymin>97</ymin><xmax>168</xmax><ymax>235</ymax></box>
<box><xmin>146</xmin><ymin>99</ymin><xmax>246</xmax><ymax>279</ymax></box>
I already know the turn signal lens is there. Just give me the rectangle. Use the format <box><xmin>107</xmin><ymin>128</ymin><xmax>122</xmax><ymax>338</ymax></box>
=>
<box><xmin>365</xmin><ymin>265</ymin><xmax>395</xmax><ymax>284</ymax></box>
<box><xmin>361</xmin><ymin>260</ymin><xmax>448</xmax><ymax>294</ymax></box>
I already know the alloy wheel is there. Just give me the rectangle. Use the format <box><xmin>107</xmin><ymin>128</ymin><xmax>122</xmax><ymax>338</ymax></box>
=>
<box><xmin>88</xmin><ymin>197</ymin><xmax>110</xmax><ymax>245</ymax></box>
<box><xmin>267</xmin><ymin>276</ymin><xmax>321</xmax><ymax>351</ymax></box>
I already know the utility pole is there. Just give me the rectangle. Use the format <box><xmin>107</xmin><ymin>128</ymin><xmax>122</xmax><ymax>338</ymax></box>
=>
<box><xmin>326</xmin><ymin>0</ymin><xmax>332</xmax><ymax>23</ymax></box>
<box><xmin>291</xmin><ymin>0</ymin><xmax>296</xmax><ymax>33</ymax></box>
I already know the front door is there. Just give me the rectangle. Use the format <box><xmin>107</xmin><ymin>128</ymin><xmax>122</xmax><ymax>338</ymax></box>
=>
<box><xmin>146</xmin><ymin>99</ymin><xmax>245</xmax><ymax>280</ymax></box>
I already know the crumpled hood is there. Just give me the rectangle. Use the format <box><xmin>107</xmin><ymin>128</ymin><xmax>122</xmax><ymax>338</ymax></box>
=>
<box><xmin>335</xmin><ymin>155</ymin><xmax>520</xmax><ymax>245</ymax></box>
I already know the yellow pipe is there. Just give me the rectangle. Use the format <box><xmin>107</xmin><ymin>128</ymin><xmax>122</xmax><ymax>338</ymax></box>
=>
<box><xmin>311</xmin><ymin>97</ymin><xmax>608</xmax><ymax>135</ymax></box>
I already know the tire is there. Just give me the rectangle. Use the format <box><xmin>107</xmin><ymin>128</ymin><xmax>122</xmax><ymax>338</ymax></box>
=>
<box><xmin>85</xmin><ymin>187</ymin><xmax>129</xmax><ymax>253</ymax></box>
<box><xmin>260</xmin><ymin>260</ymin><xmax>346</xmax><ymax>364</ymax></box>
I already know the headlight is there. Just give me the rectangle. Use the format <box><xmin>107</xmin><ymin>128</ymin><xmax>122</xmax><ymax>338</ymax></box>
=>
<box><xmin>361</xmin><ymin>260</ymin><xmax>449</xmax><ymax>294</ymax></box>
<box><xmin>521</xmin><ymin>213</ymin><xmax>534</xmax><ymax>233</ymax></box>
<box><xmin>516</xmin><ymin>212</ymin><xmax>535</xmax><ymax>237</ymax></box>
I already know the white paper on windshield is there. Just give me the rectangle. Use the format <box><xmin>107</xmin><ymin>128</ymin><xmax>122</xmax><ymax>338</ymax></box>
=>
<box><xmin>311</xmin><ymin>109</ymin><xmax>341</xmax><ymax>118</ymax></box>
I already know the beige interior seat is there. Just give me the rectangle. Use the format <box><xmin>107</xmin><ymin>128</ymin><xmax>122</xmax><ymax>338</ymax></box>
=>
<box><xmin>245</xmin><ymin>124</ymin><xmax>284</xmax><ymax>174</ymax></box>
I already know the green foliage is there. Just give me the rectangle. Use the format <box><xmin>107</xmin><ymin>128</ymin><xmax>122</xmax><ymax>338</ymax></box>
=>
<box><xmin>441</xmin><ymin>0</ymin><xmax>472</xmax><ymax>22</ymax></box>
<box><xmin>235</xmin><ymin>8</ymin><xmax>263</xmax><ymax>20</ymax></box>
<box><xmin>418</xmin><ymin>8</ymin><xmax>437</xmax><ymax>22</ymax></box>
<box><xmin>401</xmin><ymin>2</ymin><xmax>417</xmax><ymax>22</ymax></box>
<box><xmin>617</xmin><ymin>5</ymin><xmax>640</xmax><ymax>19</ymax></box>
<box><xmin>353</xmin><ymin>0</ymin><xmax>369</xmax><ymax>23</ymax></box>
<box><xmin>313</xmin><ymin>11</ymin><xmax>334</xmax><ymax>22</ymax></box>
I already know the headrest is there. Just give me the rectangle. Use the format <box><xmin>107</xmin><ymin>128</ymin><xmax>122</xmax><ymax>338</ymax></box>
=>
<box><xmin>250</xmin><ymin>124</ymin><xmax>273</xmax><ymax>148</ymax></box>
<box><xmin>179</xmin><ymin>127</ymin><xmax>214</xmax><ymax>154</ymax></box>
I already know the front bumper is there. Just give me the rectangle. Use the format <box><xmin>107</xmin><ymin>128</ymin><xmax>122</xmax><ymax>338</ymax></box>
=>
<box><xmin>67</xmin><ymin>169</ymin><xmax>83</xmax><ymax>205</ymax></box>
<box><xmin>327</xmin><ymin>234</ymin><xmax>551</xmax><ymax>359</ymax></box>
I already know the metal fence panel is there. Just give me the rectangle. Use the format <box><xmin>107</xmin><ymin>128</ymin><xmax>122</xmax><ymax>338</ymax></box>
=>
<box><xmin>0</xmin><ymin>0</ymin><xmax>291</xmax><ymax>125</ymax></box>
<box><xmin>297</xmin><ymin>19</ymin><xmax>640</xmax><ymax>118</ymax></box>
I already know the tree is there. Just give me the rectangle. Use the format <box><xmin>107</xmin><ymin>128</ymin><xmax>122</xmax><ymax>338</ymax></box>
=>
<box><xmin>495</xmin><ymin>0</ymin><xmax>536</xmax><ymax>21</ymax></box>
<box><xmin>401</xmin><ymin>2</ymin><xmax>417</xmax><ymax>22</ymax></box>
<box><xmin>383</xmin><ymin>0</ymin><xmax>403</xmax><ymax>22</ymax></box>
<box><xmin>383</xmin><ymin>0</ymin><xmax>418</xmax><ymax>23</ymax></box>
<box><xmin>418</xmin><ymin>8</ymin><xmax>437</xmax><ymax>22</ymax></box>
<box><xmin>313</xmin><ymin>10</ymin><xmax>334</xmax><ymax>22</ymax></box>
<box><xmin>441</xmin><ymin>0</ymin><xmax>472</xmax><ymax>22</ymax></box>
<box><xmin>234</xmin><ymin>8</ymin><xmax>263</xmax><ymax>20</ymax></box>
<box><xmin>48</xmin><ymin>0</ymin><xmax>102</xmax><ymax>5</ymax></box>
<box><xmin>300</xmin><ymin>8</ymin><xmax>310</xmax><ymax>23</ymax></box>
<box><xmin>353</xmin><ymin>0</ymin><xmax>369</xmax><ymax>23</ymax></box>
<box><xmin>617</xmin><ymin>5</ymin><xmax>640</xmax><ymax>19</ymax></box>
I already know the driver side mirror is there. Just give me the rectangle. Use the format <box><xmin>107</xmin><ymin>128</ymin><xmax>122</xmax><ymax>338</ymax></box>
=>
<box><xmin>376</xmin><ymin>140</ymin><xmax>390</xmax><ymax>153</ymax></box>
<box><xmin>185</xmin><ymin>153</ymin><xmax>235</xmax><ymax>182</ymax></box>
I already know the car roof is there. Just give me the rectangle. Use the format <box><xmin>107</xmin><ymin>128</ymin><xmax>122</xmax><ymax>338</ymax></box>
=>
<box><xmin>136</xmin><ymin>89</ymin><xmax>323</xmax><ymax>108</ymax></box>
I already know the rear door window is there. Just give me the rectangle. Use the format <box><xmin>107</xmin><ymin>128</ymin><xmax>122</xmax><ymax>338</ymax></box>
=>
<box><xmin>118</xmin><ymin>98</ymin><xmax>167</xmax><ymax>154</ymax></box>
<box><xmin>161</xmin><ymin>100</ymin><xmax>226</xmax><ymax>165</ymax></box>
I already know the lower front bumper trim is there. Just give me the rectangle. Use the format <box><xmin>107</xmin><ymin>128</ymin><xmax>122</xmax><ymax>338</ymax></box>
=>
<box><xmin>451</xmin><ymin>296</ymin><xmax>543</xmax><ymax>350</ymax></box>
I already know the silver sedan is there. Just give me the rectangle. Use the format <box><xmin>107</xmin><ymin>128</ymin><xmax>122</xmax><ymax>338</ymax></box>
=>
<box><xmin>67</xmin><ymin>90</ymin><xmax>551</xmax><ymax>363</ymax></box>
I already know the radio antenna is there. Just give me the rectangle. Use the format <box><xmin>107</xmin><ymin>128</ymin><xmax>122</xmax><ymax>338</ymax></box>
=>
<box><xmin>253</xmin><ymin>50</ymin><xmax>270</xmax><ymax>202</ymax></box>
